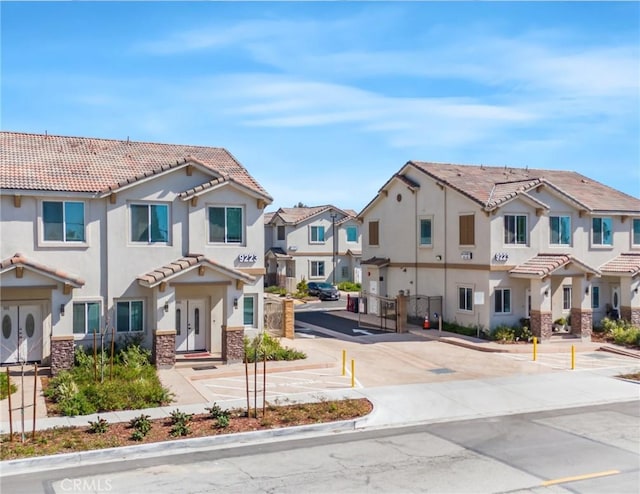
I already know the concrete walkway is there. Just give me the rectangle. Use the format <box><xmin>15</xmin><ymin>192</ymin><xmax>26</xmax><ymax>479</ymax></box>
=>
<box><xmin>1</xmin><ymin>326</ymin><xmax>639</xmax><ymax>475</ymax></box>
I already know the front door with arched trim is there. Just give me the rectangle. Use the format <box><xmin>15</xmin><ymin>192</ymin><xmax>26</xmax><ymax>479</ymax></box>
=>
<box><xmin>1</xmin><ymin>304</ymin><xmax>43</xmax><ymax>364</ymax></box>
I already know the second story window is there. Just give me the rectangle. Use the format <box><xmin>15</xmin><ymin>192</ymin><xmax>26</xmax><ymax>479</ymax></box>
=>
<box><xmin>310</xmin><ymin>225</ymin><xmax>325</xmax><ymax>243</ymax></box>
<box><xmin>276</xmin><ymin>225</ymin><xmax>285</xmax><ymax>241</ymax></box>
<box><xmin>419</xmin><ymin>218</ymin><xmax>432</xmax><ymax>246</ymax></box>
<box><xmin>131</xmin><ymin>204</ymin><xmax>168</xmax><ymax>243</ymax></box>
<box><xmin>592</xmin><ymin>217</ymin><xmax>612</xmax><ymax>246</ymax></box>
<box><xmin>346</xmin><ymin>226</ymin><xmax>358</xmax><ymax>242</ymax></box>
<box><xmin>209</xmin><ymin>206</ymin><xmax>243</xmax><ymax>244</ymax></box>
<box><xmin>632</xmin><ymin>219</ymin><xmax>640</xmax><ymax>246</ymax></box>
<box><xmin>459</xmin><ymin>214</ymin><xmax>474</xmax><ymax>246</ymax></box>
<box><xmin>369</xmin><ymin>220</ymin><xmax>379</xmax><ymax>246</ymax></box>
<box><xmin>504</xmin><ymin>215</ymin><xmax>527</xmax><ymax>245</ymax></box>
<box><xmin>550</xmin><ymin>216</ymin><xmax>571</xmax><ymax>245</ymax></box>
<box><xmin>43</xmin><ymin>201</ymin><xmax>85</xmax><ymax>242</ymax></box>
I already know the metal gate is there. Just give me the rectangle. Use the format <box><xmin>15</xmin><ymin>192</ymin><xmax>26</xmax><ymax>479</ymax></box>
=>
<box><xmin>358</xmin><ymin>293</ymin><xmax>397</xmax><ymax>332</ymax></box>
<box><xmin>264</xmin><ymin>299</ymin><xmax>284</xmax><ymax>337</ymax></box>
<box><xmin>407</xmin><ymin>295</ymin><xmax>443</xmax><ymax>327</ymax></box>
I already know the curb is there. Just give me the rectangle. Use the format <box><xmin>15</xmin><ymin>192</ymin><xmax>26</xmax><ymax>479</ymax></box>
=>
<box><xmin>0</xmin><ymin>417</ymin><xmax>361</xmax><ymax>477</ymax></box>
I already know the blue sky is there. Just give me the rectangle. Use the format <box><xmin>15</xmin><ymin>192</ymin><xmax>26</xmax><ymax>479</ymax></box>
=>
<box><xmin>2</xmin><ymin>1</ymin><xmax>639</xmax><ymax>211</ymax></box>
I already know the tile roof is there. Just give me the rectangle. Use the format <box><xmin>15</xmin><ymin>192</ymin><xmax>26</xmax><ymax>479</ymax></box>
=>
<box><xmin>1</xmin><ymin>131</ymin><xmax>272</xmax><ymax>200</ymax></box>
<box><xmin>265</xmin><ymin>247</ymin><xmax>292</xmax><ymax>259</ymax></box>
<box><xmin>410</xmin><ymin>161</ymin><xmax>640</xmax><ymax>213</ymax></box>
<box><xmin>361</xmin><ymin>256</ymin><xmax>391</xmax><ymax>267</ymax></box>
<box><xmin>136</xmin><ymin>254</ymin><xmax>255</xmax><ymax>288</ymax></box>
<box><xmin>599</xmin><ymin>253</ymin><xmax>640</xmax><ymax>277</ymax></box>
<box><xmin>0</xmin><ymin>252</ymin><xmax>85</xmax><ymax>287</ymax></box>
<box><xmin>266</xmin><ymin>205</ymin><xmax>357</xmax><ymax>225</ymax></box>
<box><xmin>509</xmin><ymin>253</ymin><xmax>600</xmax><ymax>278</ymax></box>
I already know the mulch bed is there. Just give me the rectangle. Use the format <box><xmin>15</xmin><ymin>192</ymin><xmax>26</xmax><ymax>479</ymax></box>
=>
<box><xmin>0</xmin><ymin>399</ymin><xmax>373</xmax><ymax>461</ymax></box>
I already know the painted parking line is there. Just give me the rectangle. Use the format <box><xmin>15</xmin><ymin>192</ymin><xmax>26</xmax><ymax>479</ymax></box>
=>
<box><xmin>196</xmin><ymin>368</ymin><xmax>359</xmax><ymax>403</ymax></box>
<box><xmin>500</xmin><ymin>352</ymin><xmax>640</xmax><ymax>371</ymax></box>
<box><xmin>542</xmin><ymin>469</ymin><xmax>620</xmax><ymax>486</ymax></box>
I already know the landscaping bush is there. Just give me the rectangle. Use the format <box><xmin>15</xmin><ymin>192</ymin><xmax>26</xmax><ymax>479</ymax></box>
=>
<box><xmin>337</xmin><ymin>281</ymin><xmax>361</xmax><ymax>292</ymax></box>
<box><xmin>490</xmin><ymin>325</ymin><xmax>515</xmax><ymax>343</ymax></box>
<box><xmin>265</xmin><ymin>286</ymin><xmax>287</xmax><ymax>296</ymax></box>
<box><xmin>0</xmin><ymin>372</ymin><xmax>17</xmax><ymax>400</ymax></box>
<box><xmin>442</xmin><ymin>321</ymin><xmax>484</xmax><ymax>338</ymax></box>
<box><xmin>597</xmin><ymin>318</ymin><xmax>640</xmax><ymax>348</ymax></box>
<box><xmin>243</xmin><ymin>333</ymin><xmax>307</xmax><ymax>362</ymax></box>
<box><xmin>44</xmin><ymin>345</ymin><xmax>172</xmax><ymax>416</ymax></box>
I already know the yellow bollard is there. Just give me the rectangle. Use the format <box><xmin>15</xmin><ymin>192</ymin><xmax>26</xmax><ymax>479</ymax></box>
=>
<box><xmin>533</xmin><ymin>337</ymin><xmax>537</xmax><ymax>361</ymax></box>
<box><xmin>342</xmin><ymin>350</ymin><xmax>346</xmax><ymax>376</ymax></box>
<box><xmin>351</xmin><ymin>359</ymin><xmax>355</xmax><ymax>388</ymax></box>
<box><xmin>571</xmin><ymin>345</ymin><xmax>575</xmax><ymax>370</ymax></box>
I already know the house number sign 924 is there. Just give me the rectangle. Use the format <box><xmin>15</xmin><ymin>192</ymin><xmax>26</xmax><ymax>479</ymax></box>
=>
<box><xmin>494</xmin><ymin>252</ymin><xmax>509</xmax><ymax>262</ymax></box>
<box><xmin>238</xmin><ymin>254</ymin><xmax>258</xmax><ymax>263</ymax></box>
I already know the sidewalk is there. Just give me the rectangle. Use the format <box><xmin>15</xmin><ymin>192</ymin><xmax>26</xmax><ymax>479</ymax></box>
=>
<box><xmin>1</xmin><ymin>328</ymin><xmax>639</xmax><ymax>475</ymax></box>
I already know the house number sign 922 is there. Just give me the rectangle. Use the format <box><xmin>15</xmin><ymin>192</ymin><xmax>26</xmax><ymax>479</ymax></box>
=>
<box><xmin>494</xmin><ymin>252</ymin><xmax>509</xmax><ymax>262</ymax></box>
<box><xmin>238</xmin><ymin>254</ymin><xmax>258</xmax><ymax>263</ymax></box>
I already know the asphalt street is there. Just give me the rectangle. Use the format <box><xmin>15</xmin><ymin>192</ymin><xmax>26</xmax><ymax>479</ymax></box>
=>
<box><xmin>3</xmin><ymin>401</ymin><xmax>638</xmax><ymax>494</ymax></box>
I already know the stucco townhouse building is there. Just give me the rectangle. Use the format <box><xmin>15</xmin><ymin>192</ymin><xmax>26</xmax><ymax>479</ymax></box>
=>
<box><xmin>264</xmin><ymin>205</ymin><xmax>362</xmax><ymax>292</ymax></box>
<box><xmin>358</xmin><ymin>161</ymin><xmax>640</xmax><ymax>341</ymax></box>
<box><xmin>0</xmin><ymin>131</ymin><xmax>272</xmax><ymax>373</ymax></box>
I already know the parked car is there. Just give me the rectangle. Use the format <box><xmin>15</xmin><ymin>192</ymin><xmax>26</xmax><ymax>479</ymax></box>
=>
<box><xmin>307</xmin><ymin>282</ymin><xmax>340</xmax><ymax>301</ymax></box>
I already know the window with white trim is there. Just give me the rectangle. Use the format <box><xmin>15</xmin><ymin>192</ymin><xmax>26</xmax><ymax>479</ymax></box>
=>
<box><xmin>346</xmin><ymin>226</ymin><xmax>358</xmax><ymax>243</ymax></box>
<box><xmin>43</xmin><ymin>201</ymin><xmax>85</xmax><ymax>242</ymax></box>
<box><xmin>73</xmin><ymin>302</ymin><xmax>101</xmax><ymax>335</ymax></box>
<box><xmin>592</xmin><ymin>217</ymin><xmax>612</xmax><ymax>246</ymax></box>
<box><xmin>458</xmin><ymin>287</ymin><xmax>473</xmax><ymax>312</ymax></box>
<box><xmin>591</xmin><ymin>286</ymin><xmax>600</xmax><ymax>309</ymax></box>
<box><xmin>131</xmin><ymin>203</ymin><xmax>169</xmax><ymax>243</ymax></box>
<box><xmin>310</xmin><ymin>225</ymin><xmax>325</xmax><ymax>243</ymax></box>
<box><xmin>243</xmin><ymin>295</ymin><xmax>256</xmax><ymax>327</ymax></box>
<box><xmin>494</xmin><ymin>289</ymin><xmax>511</xmax><ymax>314</ymax></box>
<box><xmin>562</xmin><ymin>286</ymin><xmax>572</xmax><ymax>311</ymax></box>
<box><xmin>209</xmin><ymin>206</ymin><xmax>243</xmax><ymax>243</ymax></box>
<box><xmin>276</xmin><ymin>225</ymin><xmax>285</xmax><ymax>241</ymax></box>
<box><xmin>369</xmin><ymin>220</ymin><xmax>379</xmax><ymax>246</ymax></box>
<box><xmin>550</xmin><ymin>215</ymin><xmax>571</xmax><ymax>245</ymax></box>
<box><xmin>116</xmin><ymin>300</ymin><xmax>144</xmax><ymax>332</ymax></box>
<box><xmin>632</xmin><ymin>219</ymin><xmax>640</xmax><ymax>246</ymax></box>
<box><xmin>311</xmin><ymin>261</ymin><xmax>325</xmax><ymax>278</ymax></box>
<box><xmin>419</xmin><ymin>218</ymin><xmax>432</xmax><ymax>246</ymax></box>
<box><xmin>504</xmin><ymin>215</ymin><xmax>527</xmax><ymax>245</ymax></box>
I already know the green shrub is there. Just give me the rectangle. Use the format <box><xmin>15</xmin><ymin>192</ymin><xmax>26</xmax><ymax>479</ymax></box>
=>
<box><xmin>243</xmin><ymin>333</ymin><xmax>307</xmax><ymax>362</ymax></box>
<box><xmin>265</xmin><ymin>286</ymin><xmax>287</xmax><ymax>296</ymax></box>
<box><xmin>44</xmin><ymin>371</ymin><xmax>78</xmax><ymax>403</ymax></box>
<box><xmin>514</xmin><ymin>325</ymin><xmax>533</xmax><ymax>343</ymax></box>
<box><xmin>87</xmin><ymin>417</ymin><xmax>109</xmax><ymax>434</ymax></box>
<box><xmin>169</xmin><ymin>409</ymin><xmax>193</xmax><ymax>437</ymax></box>
<box><xmin>0</xmin><ymin>372</ymin><xmax>17</xmax><ymax>400</ymax></box>
<box><xmin>129</xmin><ymin>414</ymin><xmax>152</xmax><ymax>439</ymax></box>
<box><xmin>490</xmin><ymin>325</ymin><xmax>515</xmax><ymax>343</ymax></box>
<box><xmin>296</xmin><ymin>278</ymin><xmax>309</xmax><ymax>297</ymax></box>
<box><xmin>442</xmin><ymin>321</ymin><xmax>479</xmax><ymax>337</ymax></box>
<box><xmin>337</xmin><ymin>281</ymin><xmax>361</xmax><ymax>292</ymax></box>
<box><xmin>600</xmin><ymin>318</ymin><xmax>640</xmax><ymax>347</ymax></box>
<box><xmin>45</xmin><ymin>342</ymin><xmax>172</xmax><ymax>417</ymax></box>
<box><xmin>205</xmin><ymin>402</ymin><xmax>230</xmax><ymax>421</ymax></box>
<box><xmin>216</xmin><ymin>414</ymin><xmax>230</xmax><ymax>429</ymax></box>
<box><xmin>60</xmin><ymin>393</ymin><xmax>96</xmax><ymax>416</ymax></box>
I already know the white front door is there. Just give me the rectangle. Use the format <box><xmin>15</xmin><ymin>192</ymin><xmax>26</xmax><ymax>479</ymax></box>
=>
<box><xmin>1</xmin><ymin>304</ymin><xmax>42</xmax><ymax>364</ymax></box>
<box><xmin>175</xmin><ymin>300</ymin><xmax>206</xmax><ymax>352</ymax></box>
